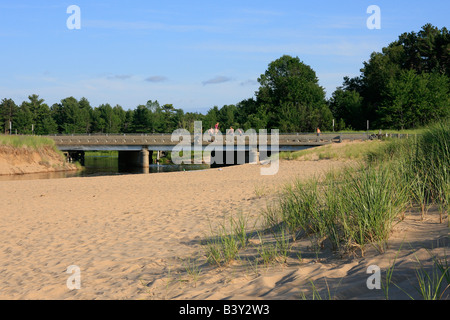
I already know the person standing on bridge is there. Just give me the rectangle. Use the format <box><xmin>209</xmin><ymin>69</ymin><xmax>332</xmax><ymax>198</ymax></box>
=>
<box><xmin>207</xmin><ymin>127</ymin><xmax>214</xmax><ymax>142</ymax></box>
<box><xmin>214</xmin><ymin>122</ymin><xmax>219</xmax><ymax>134</ymax></box>
<box><xmin>316</xmin><ymin>127</ymin><xmax>321</xmax><ymax>136</ymax></box>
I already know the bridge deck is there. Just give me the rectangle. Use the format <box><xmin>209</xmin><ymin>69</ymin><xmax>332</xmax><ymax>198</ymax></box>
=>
<box><xmin>48</xmin><ymin>133</ymin><xmax>353</xmax><ymax>149</ymax></box>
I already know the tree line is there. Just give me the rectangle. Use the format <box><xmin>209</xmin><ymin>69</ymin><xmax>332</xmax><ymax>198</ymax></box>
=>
<box><xmin>1</xmin><ymin>24</ymin><xmax>448</xmax><ymax>135</ymax></box>
<box><xmin>330</xmin><ymin>23</ymin><xmax>450</xmax><ymax>130</ymax></box>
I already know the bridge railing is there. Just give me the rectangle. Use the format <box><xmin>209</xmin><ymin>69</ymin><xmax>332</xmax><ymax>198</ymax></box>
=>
<box><xmin>45</xmin><ymin>132</ymin><xmax>415</xmax><ymax>146</ymax></box>
<box><xmin>47</xmin><ymin>133</ymin><xmax>174</xmax><ymax>136</ymax></box>
<box><xmin>45</xmin><ymin>132</ymin><xmax>366</xmax><ymax>138</ymax></box>
<box><xmin>45</xmin><ymin>132</ymin><xmax>413</xmax><ymax>137</ymax></box>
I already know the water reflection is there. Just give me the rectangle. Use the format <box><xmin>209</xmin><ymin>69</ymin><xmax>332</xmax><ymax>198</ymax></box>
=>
<box><xmin>0</xmin><ymin>170</ymin><xmax>81</xmax><ymax>182</ymax></box>
<box><xmin>0</xmin><ymin>155</ymin><xmax>210</xmax><ymax>182</ymax></box>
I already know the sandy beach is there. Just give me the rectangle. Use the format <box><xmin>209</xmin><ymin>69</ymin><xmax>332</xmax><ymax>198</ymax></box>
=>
<box><xmin>0</xmin><ymin>153</ymin><xmax>448</xmax><ymax>300</ymax></box>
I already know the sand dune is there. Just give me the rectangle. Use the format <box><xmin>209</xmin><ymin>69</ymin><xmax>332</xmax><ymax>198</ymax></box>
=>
<box><xmin>0</xmin><ymin>157</ymin><xmax>448</xmax><ymax>300</ymax></box>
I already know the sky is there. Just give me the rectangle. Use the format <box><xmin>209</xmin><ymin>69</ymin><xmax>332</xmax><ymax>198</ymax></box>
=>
<box><xmin>0</xmin><ymin>1</ymin><xmax>448</xmax><ymax>114</ymax></box>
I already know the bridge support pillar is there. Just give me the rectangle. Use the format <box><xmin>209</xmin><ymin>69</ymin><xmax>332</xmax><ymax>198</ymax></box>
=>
<box><xmin>140</xmin><ymin>147</ymin><xmax>150</xmax><ymax>168</ymax></box>
<box><xmin>210</xmin><ymin>148</ymin><xmax>259</xmax><ymax>168</ymax></box>
<box><xmin>67</xmin><ymin>151</ymin><xmax>85</xmax><ymax>166</ymax></box>
<box><xmin>118</xmin><ymin>147</ymin><xmax>151</xmax><ymax>169</ymax></box>
<box><xmin>248</xmin><ymin>148</ymin><xmax>259</xmax><ymax>164</ymax></box>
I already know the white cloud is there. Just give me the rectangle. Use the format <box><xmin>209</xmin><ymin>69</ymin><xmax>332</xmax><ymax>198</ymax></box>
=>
<box><xmin>145</xmin><ymin>76</ymin><xmax>168</xmax><ymax>83</ymax></box>
<box><xmin>202</xmin><ymin>76</ymin><xmax>232</xmax><ymax>85</ymax></box>
<box><xmin>106</xmin><ymin>74</ymin><xmax>133</xmax><ymax>80</ymax></box>
<box><xmin>240</xmin><ymin>79</ymin><xmax>258</xmax><ymax>86</ymax></box>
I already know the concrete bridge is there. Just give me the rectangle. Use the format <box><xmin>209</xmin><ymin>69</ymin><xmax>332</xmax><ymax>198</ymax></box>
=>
<box><xmin>47</xmin><ymin>132</ymin><xmax>369</xmax><ymax>168</ymax></box>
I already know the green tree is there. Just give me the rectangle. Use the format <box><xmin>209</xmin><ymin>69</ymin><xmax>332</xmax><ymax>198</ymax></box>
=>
<box><xmin>217</xmin><ymin>104</ymin><xmax>238</xmax><ymax>131</ymax></box>
<box><xmin>15</xmin><ymin>103</ymin><xmax>33</xmax><ymax>134</ymax></box>
<box><xmin>18</xmin><ymin>94</ymin><xmax>57</xmax><ymax>134</ymax></box>
<box><xmin>182</xmin><ymin>111</ymin><xmax>204</xmax><ymax>132</ymax></box>
<box><xmin>160</xmin><ymin>104</ymin><xmax>183</xmax><ymax>132</ymax></box>
<box><xmin>91</xmin><ymin>103</ymin><xmax>123</xmax><ymax>133</ymax></box>
<box><xmin>255</xmin><ymin>55</ymin><xmax>332</xmax><ymax>131</ymax></box>
<box><xmin>329</xmin><ymin>89</ymin><xmax>364</xmax><ymax>130</ymax></box>
<box><xmin>0</xmin><ymin>98</ymin><xmax>18</xmax><ymax>134</ymax></box>
<box><xmin>51</xmin><ymin>103</ymin><xmax>65</xmax><ymax>133</ymax></box>
<box><xmin>40</xmin><ymin>115</ymin><xmax>58</xmax><ymax>135</ymax></box>
<box><xmin>146</xmin><ymin>100</ymin><xmax>160</xmax><ymax>113</ymax></box>
<box><xmin>203</xmin><ymin>106</ymin><xmax>220</xmax><ymax>131</ymax></box>
<box><xmin>337</xmin><ymin>24</ymin><xmax>450</xmax><ymax>129</ymax></box>
<box><xmin>78</xmin><ymin>97</ymin><xmax>93</xmax><ymax>133</ymax></box>
<box><xmin>242</xmin><ymin>106</ymin><xmax>270</xmax><ymax>131</ymax></box>
<box><xmin>132</xmin><ymin>104</ymin><xmax>152</xmax><ymax>133</ymax></box>
<box><xmin>395</xmin><ymin>24</ymin><xmax>450</xmax><ymax>76</ymax></box>
<box><xmin>380</xmin><ymin>70</ymin><xmax>450</xmax><ymax>129</ymax></box>
<box><xmin>123</xmin><ymin>109</ymin><xmax>134</xmax><ymax>133</ymax></box>
<box><xmin>113</xmin><ymin>104</ymin><xmax>126</xmax><ymax>133</ymax></box>
<box><xmin>236</xmin><ymin>98</ymin><xmax>258</xmax><ymax>128</ymax></box>
<box><xmin>55</xmin><ymin>97</ymin><xmax>87</xmax><ymax>134</ymax></box>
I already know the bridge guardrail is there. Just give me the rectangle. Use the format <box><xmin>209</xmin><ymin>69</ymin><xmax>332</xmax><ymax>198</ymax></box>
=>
<box><xmin>44</xmin><ymin>132</ymin><xmax>415</xmax><ymax>147</ymax></box>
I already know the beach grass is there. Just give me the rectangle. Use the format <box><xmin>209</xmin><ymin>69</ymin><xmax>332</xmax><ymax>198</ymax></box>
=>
<box><xmin>198</xmin><ymin>120</ymin><xmax>449</xmax><ymax>299</ymax></box>
<box><xmin>204</xmin><ymin>213</ymin><xmax>252</xmax><ymax>267</ymax></box>
<box><xmin>414</xmin><ymin>257</ymin><xmax>449</xmax><ymax>300</ymax></box>
<box><xmin>262</xmin><ymin>162</ymin><xmax>409</xmax><ymax>255</ymax></box>
<box><xmin>368</xmin><ymin>120</ymin><xmax>450</xmax><ymax>223</ymax></box>
<box><xmin>280</xmin><ymin>121</ymin><xmax>448</xmax><ymax>255</ymax></box>
<box><xmin>279</xmin><ymin>140</ymin><xmax>387</xmax><ymax>162</ymax></box>
<box><xmin>0</xmin><ymin>135</ymin><xmax>85</xmax><ymax>172</ymax></box>
<box><xmin>0</xmin><ymin>134</ymin><xmax>57</xmax><ymax>150</ymax></box>
<box><xmin>321</xmin><ymin>128</ymin><xmax>426</xmax><ymax>135</ymax></box>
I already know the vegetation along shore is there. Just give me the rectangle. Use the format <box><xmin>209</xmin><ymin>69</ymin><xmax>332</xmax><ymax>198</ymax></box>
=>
<box><xmin>0</xmin><ymin>135</ymin><xmax>78</xmax><ymax>175</ymax></box>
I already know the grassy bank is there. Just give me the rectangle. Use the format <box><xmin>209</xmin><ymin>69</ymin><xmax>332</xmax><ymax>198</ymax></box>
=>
<box><xmin>0</xmin><ymin>135</ymin><xmax>81</xmax><ymax>173</ymax></box>
<box><xmin>0</xmin><ymin>135</ymin><xmax>57</xmax><ymax>150</ymax></box>
<box><xmin>280</xmin><ymin>140</ymin><xmax>386</xmax><ymax>161</ymax></box>
<box><xmin>320</xmin><ymin>128</ymin><xmax>426</xmax><ymax>135</ymax></box>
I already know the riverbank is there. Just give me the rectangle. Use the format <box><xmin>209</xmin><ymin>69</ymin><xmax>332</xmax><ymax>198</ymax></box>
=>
<box><xmin>0</xmin><ymin>140</ymin><xmax>447</xmax><ymax>300</ymax></box>
<box><xmin>0</xmin><ymin>144</ymin><xmax>78</xmax><ymax>175</ymax></box>
<box><xmin>0</xmin><ymin>136</ymin><xmax>78</xmax><ymax>175</ymax></box>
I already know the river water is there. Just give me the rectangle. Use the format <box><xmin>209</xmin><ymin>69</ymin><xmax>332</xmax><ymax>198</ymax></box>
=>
<box><xmin>0</xmin><ymin>155</ymin><xmax>210</xmax><ymax>182</ymax></box>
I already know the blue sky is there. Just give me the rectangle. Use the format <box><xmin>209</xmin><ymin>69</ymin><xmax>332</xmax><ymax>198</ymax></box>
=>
<box><xmin>0</xmin><ymin>1</ymin><xmax>448</xmax><ymax>113</ymax></box>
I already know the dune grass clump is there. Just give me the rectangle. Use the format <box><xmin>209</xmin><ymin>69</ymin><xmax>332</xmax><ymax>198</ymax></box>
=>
<box><xmin>338</xmin><ymin>164</ymin><xmax>409</xmax><ymax>253</ymax></box>
<box><xmin>414</xmin><ymin>258</ymin><xmax>450</xmax><ymax>300</ymax></box>
<box><xmin>417</xmin><ymin>121</ymin><xmax>450</xmax><ymax>223</ymax></box>
<box><xmin>204</xmin><ymin>214</ymin><xmax>251</xmax><ymax>267</ymax></box>
<box><xmin>265</xmin><ymin>162</ymin><xmax>409</xmax><ymax>255</ymax></box>
<box><xmin>368</xmin><ymin>120</ymin><xmax>450</xmax><ymax>223</ymax></box>
<box><xmin>260</xmin><ymin>120</ymin><xmax>449</xmax><ymax>257</ymax></box>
